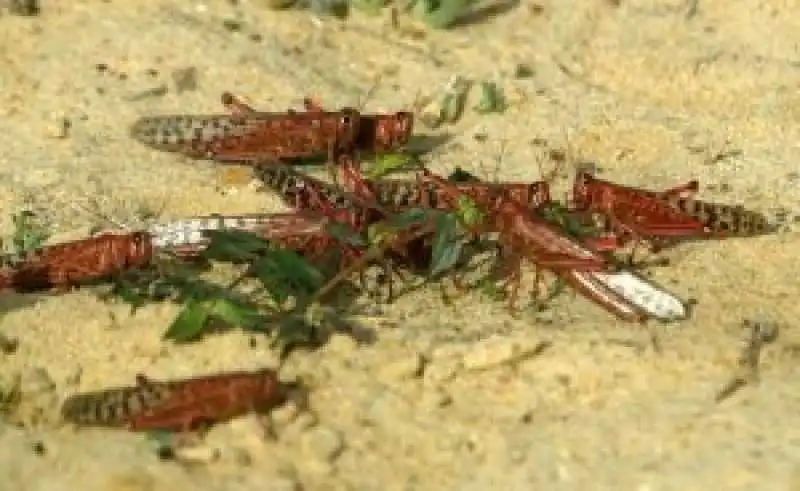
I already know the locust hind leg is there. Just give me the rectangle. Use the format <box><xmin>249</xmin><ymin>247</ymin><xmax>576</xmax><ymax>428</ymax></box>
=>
<box><xmin>629</xmin><ymin>220</ymin><xmax>708</xmax><ymax>265</ymax></box>
<box><xmin>593</xmin><ymin>189</ymin><xmax>648</xmax><ymax>266</ymax></box>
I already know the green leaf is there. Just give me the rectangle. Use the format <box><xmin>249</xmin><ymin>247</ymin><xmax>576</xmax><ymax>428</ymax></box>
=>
<box><xmin>163</xmin><ymin>299</ymin><xmax>211</xmax><ymax>342</ymax></box>
<box><xmin>385</xmin><ymin>207</ymin><xmax>440</xmax><ymax>230</ymax></box>
<box><xmin>252</xmin><ymin>248</ymin><xmax>324</xmax><ymax>304</ymax></box>
<box><xmin>539</xmin><ymin>202</ymin><xmax>595</xmax><ymax>238</ymax></box>
<box><xmin>365</xmin><ymin>208</ymin><xmax>440</xmax><ymax>249</ymax></box>
<box><xmin>366</xmin><ymin>153</ymin><xmax>416</xmax><ymax>179</ymax></box>
<box><xmin>253</xmin><ymin>263</ymin><xmax>292</xmax><ymax>305</ymax></box>
<box><xmin>456</xmin><ymin>195</ymin><xmax>484</xmax><ymax>227</ymax></box>
<box><xmin>11</xmin><ymin>210</ymin><xmax>49</xmax><ymax>255</ymax></box>
<box><xmin>201</xmin><ymin>229</ymin><xmax>271</xmax><ymax>262</ymax></box>
<box><xmin>430</xmin><ymin>213</ymin><xmax>462</xmax><ymax>277</ymax></box>
<box><xmin>366</xmin><ymin>222</ymin><xmax>397</xmax><ymax>249</ymax></box>
<box><xmin>271</xmin><ymin>303</ymin><xmax>329</xmax><ymax>357</ymax></box>
<box><xmin>272</xmin><ymin>248</ymin><xmax>325</xmax><ymax>291</ymax></box>
<box><xmin>108</xmin><ymin>277</ymin><xmax>150</xmax><ymax>311</ymax></box>
<box><xmin>208</xmin><ymin>297</ymin><xmax>259</xmax><ymax>330</ymax></box>
<box><xmin>473</xmin><ymin>81</ymin><xmax>507</xmax><ymax>114</ymax></box>
<box><xmin>440</xmin><ymin>92</ymin><xmax>465</xmax><ymax>124</ymax></box>
<box><xmin>439</xmin><ymin>76</ymin><xmax>471</xmax><ymax>124</ymax></box>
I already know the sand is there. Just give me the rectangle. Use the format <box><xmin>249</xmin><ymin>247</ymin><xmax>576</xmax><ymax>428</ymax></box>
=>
<box><xmin>0</xmin><ymin>0</ymin><xmax>799</xmax><ymax>489</ymax></box>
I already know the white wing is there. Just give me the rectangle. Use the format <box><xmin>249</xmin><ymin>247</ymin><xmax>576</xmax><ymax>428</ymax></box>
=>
<box><xmin>147</xmin><ymin>213</ymin><xmax>324</xmax><ymax>249</ymax></box>
<box><xmin>590</xmin><ymin>270</ymin><xmax>689</xmax><ymax>322</ymax></box>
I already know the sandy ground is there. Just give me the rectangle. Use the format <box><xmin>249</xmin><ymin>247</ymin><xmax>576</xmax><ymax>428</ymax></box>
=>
<box><xmin>0</xmin><ymin>0</ymin><xmax>799</xmax><ymax>489</ymax></box>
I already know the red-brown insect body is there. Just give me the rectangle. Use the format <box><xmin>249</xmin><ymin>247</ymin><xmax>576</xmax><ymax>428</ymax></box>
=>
<box><xmin>156</xmin><ymin>213</ymin><xmax>329</xmax><ymax>258</ymax></box>
<box><xmin>340</xmin><ymin>164</ymin><xmax>578</xmax><ymax>277</ymax></box>
<box><xmin>338</xmin><ymin>165</ymin><xmax>566</xmax><ymax>292</ymax></box>
<box><xmin>255</xmin><ymin>161</ymin><xmax>387</xmax><ymax>233</ymax></box>
<box><xmin>333</xmin><ymin>158</ymin><xmax>553</xmax><ymax>230</ymax></box>
<box><xmin>494</xmin><ymin>200</ymin><xmax>610</xmax><ymax>269</ymax></box>
<box><xmin>265</xmin><ymin>228</ymin><xmax>371</xmax><ymax>275</ymax></box>
<box><xmin>61</xmin><ymin>377</ymin><xmax>174</xmax><ymax>427</ymax></box>
<box><xmin>0</xmin><ymin>232</ymin><xmax>153</xmax><ymax>292</ymax></box>
<box><xmin>629</xmin><ymin>187</ymin><xmax>775</xmax><ymax>237</ymax></box>
<box><xmin>560</xmin><ymin>271</ymin><xmax>648</xmax><ymax>323</ymax></box>
<box><xmin>128</xmin><ymin>370</ymin><xmax>283</xmax><ymax>432</ymax></box>
<box><xmin>254</xmin><ymin>163</ymin><xmax>429</xmax><ymax>287</ymax></box>
<box><xmin>333</xmin><ymin>161</ymin><xmax>443</xmax><ymax>268</ymax></box>
<box><xmin>341</xmin><ymin>163</ymin><xmax>617</xmax><ymax>308</ymax></box>
<box><xmin>572</xmin><ymin>171</ymin><xmax>708</xmax><ymax>239</ymax></box>
<box><xmin>132</xmin><ymin>92</ymin><xmax>415</xmax><ymax>169</ymax></box>
<box><xmin>165</xmin><ymin>216</ymin><xmax>366</xmax><ymax>273</ymax></box>
<box><xmin>255</xmin><ymin>162</ymin><xmax>440</xmax><ymax>294</ymax></box>
<box><xmin>130</xmin><ymin>110</ymin><xmax>361</xmax><ymax>163</ymax></box>
<box><xmin>303</xmin><ymin>98</ymin><xmax>414</xmax><ymax>156</ymax></box>
<box><xmin>420</xmin><ymin>170</ymin><xmax>608</xmax><ymax>270</ymax></box>
<box><xmin>359</xmin><ymin>177</ymin><xmax>552</xmax><ymax>214</ymax></box>
<box><xmin>415</xmin><ymin>170</ymin><xmax>646</xmax><ymax>317</ymax></box>
<box><xmin>61</xmin><ymin>370</ymin><xmax>294</xmax><ymax>433</ymax></box>
<box><xmin>572</xmin><ymin>171</ymin><xmax>776</xmax><ymax>250</ymax></box>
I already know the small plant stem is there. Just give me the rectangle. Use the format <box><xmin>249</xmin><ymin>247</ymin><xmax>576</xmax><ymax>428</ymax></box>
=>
<box><xmin>306</xmin><ymin>222</ymin><xmax>436</xmax><ymax>304</ymax></box>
